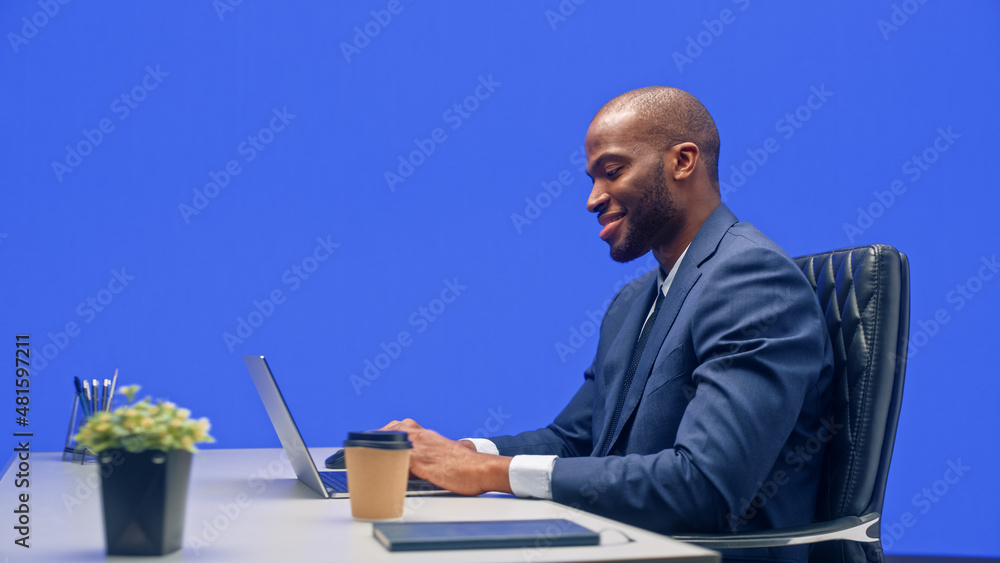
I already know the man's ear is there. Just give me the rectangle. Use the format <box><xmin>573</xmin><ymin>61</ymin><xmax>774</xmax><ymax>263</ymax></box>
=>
<box><xmin>669</xmin><ymin>142</ymin><xmax>700</xmax><ymax>181</ymax></box>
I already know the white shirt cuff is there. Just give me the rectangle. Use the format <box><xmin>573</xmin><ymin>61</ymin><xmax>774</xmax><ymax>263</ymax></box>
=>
<box><xmin>508</xmin><ymin>455</ymin><xmax>557</xmax><ymax>500</ymax></box>
<box><xmin>462</xmin><ymin>438</ymin><xmax>499</xmax><ymax>456</ymax></box>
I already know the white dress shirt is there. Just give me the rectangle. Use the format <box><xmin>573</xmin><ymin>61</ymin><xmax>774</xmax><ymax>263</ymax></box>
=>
<box><xmin>464</xmin><ymin>246</ymin><xmax>690</xmax><ymax>499</ymax></box>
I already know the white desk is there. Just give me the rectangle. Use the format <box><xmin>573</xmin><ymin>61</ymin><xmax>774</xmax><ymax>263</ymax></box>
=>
<box><xmin>1</xmin><ymin>448</ymin><xmax>718</xmax><ymax>562</ymax></box>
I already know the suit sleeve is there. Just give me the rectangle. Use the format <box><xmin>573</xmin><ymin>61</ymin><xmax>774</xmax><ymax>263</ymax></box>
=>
<box><xmin>548</xmin><ymin>241</ymin><xmax>828</xmax><ymax>534</ymax></box>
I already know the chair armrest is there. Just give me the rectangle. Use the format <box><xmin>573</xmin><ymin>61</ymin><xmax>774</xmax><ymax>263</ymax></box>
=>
<box><xmin>670</xmin><ymin>513</ymin><xmax>880</xmax><ymax>550</ymax></box>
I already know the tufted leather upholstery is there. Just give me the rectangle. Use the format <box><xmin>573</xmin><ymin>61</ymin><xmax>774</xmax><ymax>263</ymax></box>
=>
<box><xmin>673</xmin><ymin>245</ymin><xmax>909</xmax><ymax>562</ymax></box>
<box><xmin>795</xmin><ymin>245</ymin><xmax>910</xmax><ymax>562</ymax></box>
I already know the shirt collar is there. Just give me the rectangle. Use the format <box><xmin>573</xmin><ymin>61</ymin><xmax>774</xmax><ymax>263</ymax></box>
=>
<box><xmin>657</xmin><ymin>244</ymin><xmax>691</xmax><ymax>297</ymax></box>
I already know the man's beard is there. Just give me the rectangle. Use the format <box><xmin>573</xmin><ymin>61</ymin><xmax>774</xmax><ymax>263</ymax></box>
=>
<box><xmin>610</xmin><ymin>158</ymin><xmax>677</xmax><ymax>263</ymax></box>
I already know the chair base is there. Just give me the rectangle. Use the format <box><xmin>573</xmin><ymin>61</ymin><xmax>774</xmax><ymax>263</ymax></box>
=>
<box><xmin>671</xmin><ymin>512</ymin><xmax>880</xmax><ymax>550</ymax></box>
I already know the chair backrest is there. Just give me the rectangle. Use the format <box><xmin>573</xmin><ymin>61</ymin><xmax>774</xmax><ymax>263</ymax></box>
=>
<box><xmin>792</xmin><ymin>245</ymin><xmax>909</xmax><ymax>526</ymax></box>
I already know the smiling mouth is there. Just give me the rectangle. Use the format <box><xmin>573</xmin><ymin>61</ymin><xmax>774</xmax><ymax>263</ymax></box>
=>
<box><xmin>598</xmin><ymin>210</ymin><xmax>625</xmax><ymax>226</ymax></box>
<box><xmin>598</xmin><ymin>211</ymin><xmax>626</xmax><ymax>240</ymax></box>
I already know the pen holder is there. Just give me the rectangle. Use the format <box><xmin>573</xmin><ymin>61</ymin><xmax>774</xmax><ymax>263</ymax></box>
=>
<box><xmin>63</xmin><ymin>393</ymin><xmax>96</xmax><ymax>463</ymax></box>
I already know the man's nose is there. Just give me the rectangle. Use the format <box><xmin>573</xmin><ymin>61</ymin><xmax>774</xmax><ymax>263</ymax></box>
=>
<box><xmin>587</xmin><ymin>185</ymin><xmax>609</xmax><ymax>215</ymax></box>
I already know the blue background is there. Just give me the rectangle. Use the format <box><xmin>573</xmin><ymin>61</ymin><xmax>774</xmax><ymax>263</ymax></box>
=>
<box><xmin>2</xmin><ymin>1</ymin><xmax>997</xmax><ymax>557</ymax></box>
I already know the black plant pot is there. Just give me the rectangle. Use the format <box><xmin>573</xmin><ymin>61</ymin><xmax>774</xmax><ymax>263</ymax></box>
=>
<box><xmin>99</xmin><ymin>449</ymin><xmax>192</xmax><ymax>556</ymax></box>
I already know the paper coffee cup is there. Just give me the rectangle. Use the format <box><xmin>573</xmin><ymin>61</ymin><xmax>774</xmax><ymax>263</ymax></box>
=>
<box><xmin>343</xmin><ymin>431</ymin><xmax>412</xmax><ymax>521</ymax></box>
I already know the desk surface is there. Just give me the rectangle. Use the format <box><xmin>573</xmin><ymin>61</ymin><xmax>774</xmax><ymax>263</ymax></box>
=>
<box><xmin>2</xmin><ymin>448</ymin><xmax>718</xmax><ymax>562</ymax></box>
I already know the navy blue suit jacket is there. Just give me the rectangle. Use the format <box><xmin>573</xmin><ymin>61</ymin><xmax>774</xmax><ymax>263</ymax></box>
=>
<box><xmin>491</xmin><ymin>204</ymin><xmax>834</xmax><ymax>561</ymax></box>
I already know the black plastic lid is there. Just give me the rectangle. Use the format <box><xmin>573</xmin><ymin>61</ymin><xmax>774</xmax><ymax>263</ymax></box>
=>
<box><xmin>343</xmin><ymin>430</ymin><xmax>412</xmax><ymax>450</ymax></box>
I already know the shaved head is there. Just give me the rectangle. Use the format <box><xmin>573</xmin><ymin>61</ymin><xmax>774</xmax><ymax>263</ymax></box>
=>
<box><xmin>594</xmin><ymin>87</ymin><xmax>720</xmax><ymax>189</ymax></box>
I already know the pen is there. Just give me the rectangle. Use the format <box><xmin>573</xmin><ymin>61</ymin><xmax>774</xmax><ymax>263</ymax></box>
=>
<box><xmin>81</xmin><ymin>380</ymin><xmax>93</xmax><ymax>418</ymax></box>
<box><xmin>74</xmin><ymin>377</ymin><xmax>90</xmax><ymax>418</ymax></box>
<box><xmin>100</xmin><ymin>379</ymin><xmax>109</xmax><ymax>412</ymax></box>
<box><xmin>108</xmin><ymin>369</ymin><xmax>118</xmax><ymax>411</ymax></box>
<box><xmin>91</xmin><ymin>379</ymin><xmax>99</xmax><ymax>416</ymax></box>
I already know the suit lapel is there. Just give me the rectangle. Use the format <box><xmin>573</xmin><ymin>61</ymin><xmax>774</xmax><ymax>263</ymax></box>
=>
<box><xmin>604</xmin><ymin>203</ymin><xmax>740</xmax><ymax>454</ymax></box>
<box><xmin>597</xmin><ymin>276</ymin><xmax>659</xmax><ymax>449</ymax></box>
<box><xmin>605</xmin><ymin>266</ymin><xmax>700</xmax><ymax>452</ymax></box>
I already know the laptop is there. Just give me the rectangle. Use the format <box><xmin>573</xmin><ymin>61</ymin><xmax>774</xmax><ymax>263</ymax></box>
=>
<box><xmin>243</xmin><ymin>355</ymin><xmax>449</xmax><ymax>498</ymax></box>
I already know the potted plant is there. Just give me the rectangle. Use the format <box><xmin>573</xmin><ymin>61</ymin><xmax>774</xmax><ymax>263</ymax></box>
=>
<box><xmin>75</xmin><ymin>385</ymin><xmax>214</xmax><ymax>556</ymax></box>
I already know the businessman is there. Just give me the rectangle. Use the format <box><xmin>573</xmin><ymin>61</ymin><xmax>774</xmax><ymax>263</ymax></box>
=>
<box><xmin>383</xmin><ymin>87</ymin><xmax>834</xmax><ymax>561</ymax></box>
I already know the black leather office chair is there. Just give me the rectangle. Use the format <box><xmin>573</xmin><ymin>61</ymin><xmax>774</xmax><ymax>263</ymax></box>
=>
<box><xmin>673</xmin><ymin>244</ymin><xmax>910</xmax><ymax>563</ymax></box>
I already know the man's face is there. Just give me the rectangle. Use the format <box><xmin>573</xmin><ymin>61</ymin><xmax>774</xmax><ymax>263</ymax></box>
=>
<box><xmin>585</xmin><ymin>111</ymin><xmax>680</xmax><ymax>263</ymax></box>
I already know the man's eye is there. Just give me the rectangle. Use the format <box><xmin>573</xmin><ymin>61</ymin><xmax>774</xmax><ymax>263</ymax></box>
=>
<box><xmin>606</xmin><ymin>168</ymin><xmax>621</xmax><ymax>178</ymax></box>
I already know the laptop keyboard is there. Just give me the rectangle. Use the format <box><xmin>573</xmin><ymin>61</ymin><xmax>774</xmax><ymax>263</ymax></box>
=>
<box><xmin>318</xmin><ymin>471</ymin><xmax>446</xmax><ymax>495</ymax></box>
<box><xmin>319</xmin><ymin>470</ymin><xmax>348</xmax><ymax>493</ymax></box>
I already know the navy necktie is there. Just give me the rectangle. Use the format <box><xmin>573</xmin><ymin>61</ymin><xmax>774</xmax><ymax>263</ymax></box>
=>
<box><xmin>600</xmin><ymin>285</ymin><xmax>666</xmax><ymax>456</ymax></box>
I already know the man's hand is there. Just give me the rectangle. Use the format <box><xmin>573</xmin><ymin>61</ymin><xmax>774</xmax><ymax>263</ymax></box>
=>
<box><xmin>379</xmin><ymin>419</ymin><xmax>512</xmax><ymax>496</ymax></box>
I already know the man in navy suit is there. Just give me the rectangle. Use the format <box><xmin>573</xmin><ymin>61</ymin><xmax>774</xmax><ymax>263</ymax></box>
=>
<box><xmin>384</xmin><ymin>87</ymin><xmax>834</xmax><ymax>561</ymax></box>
